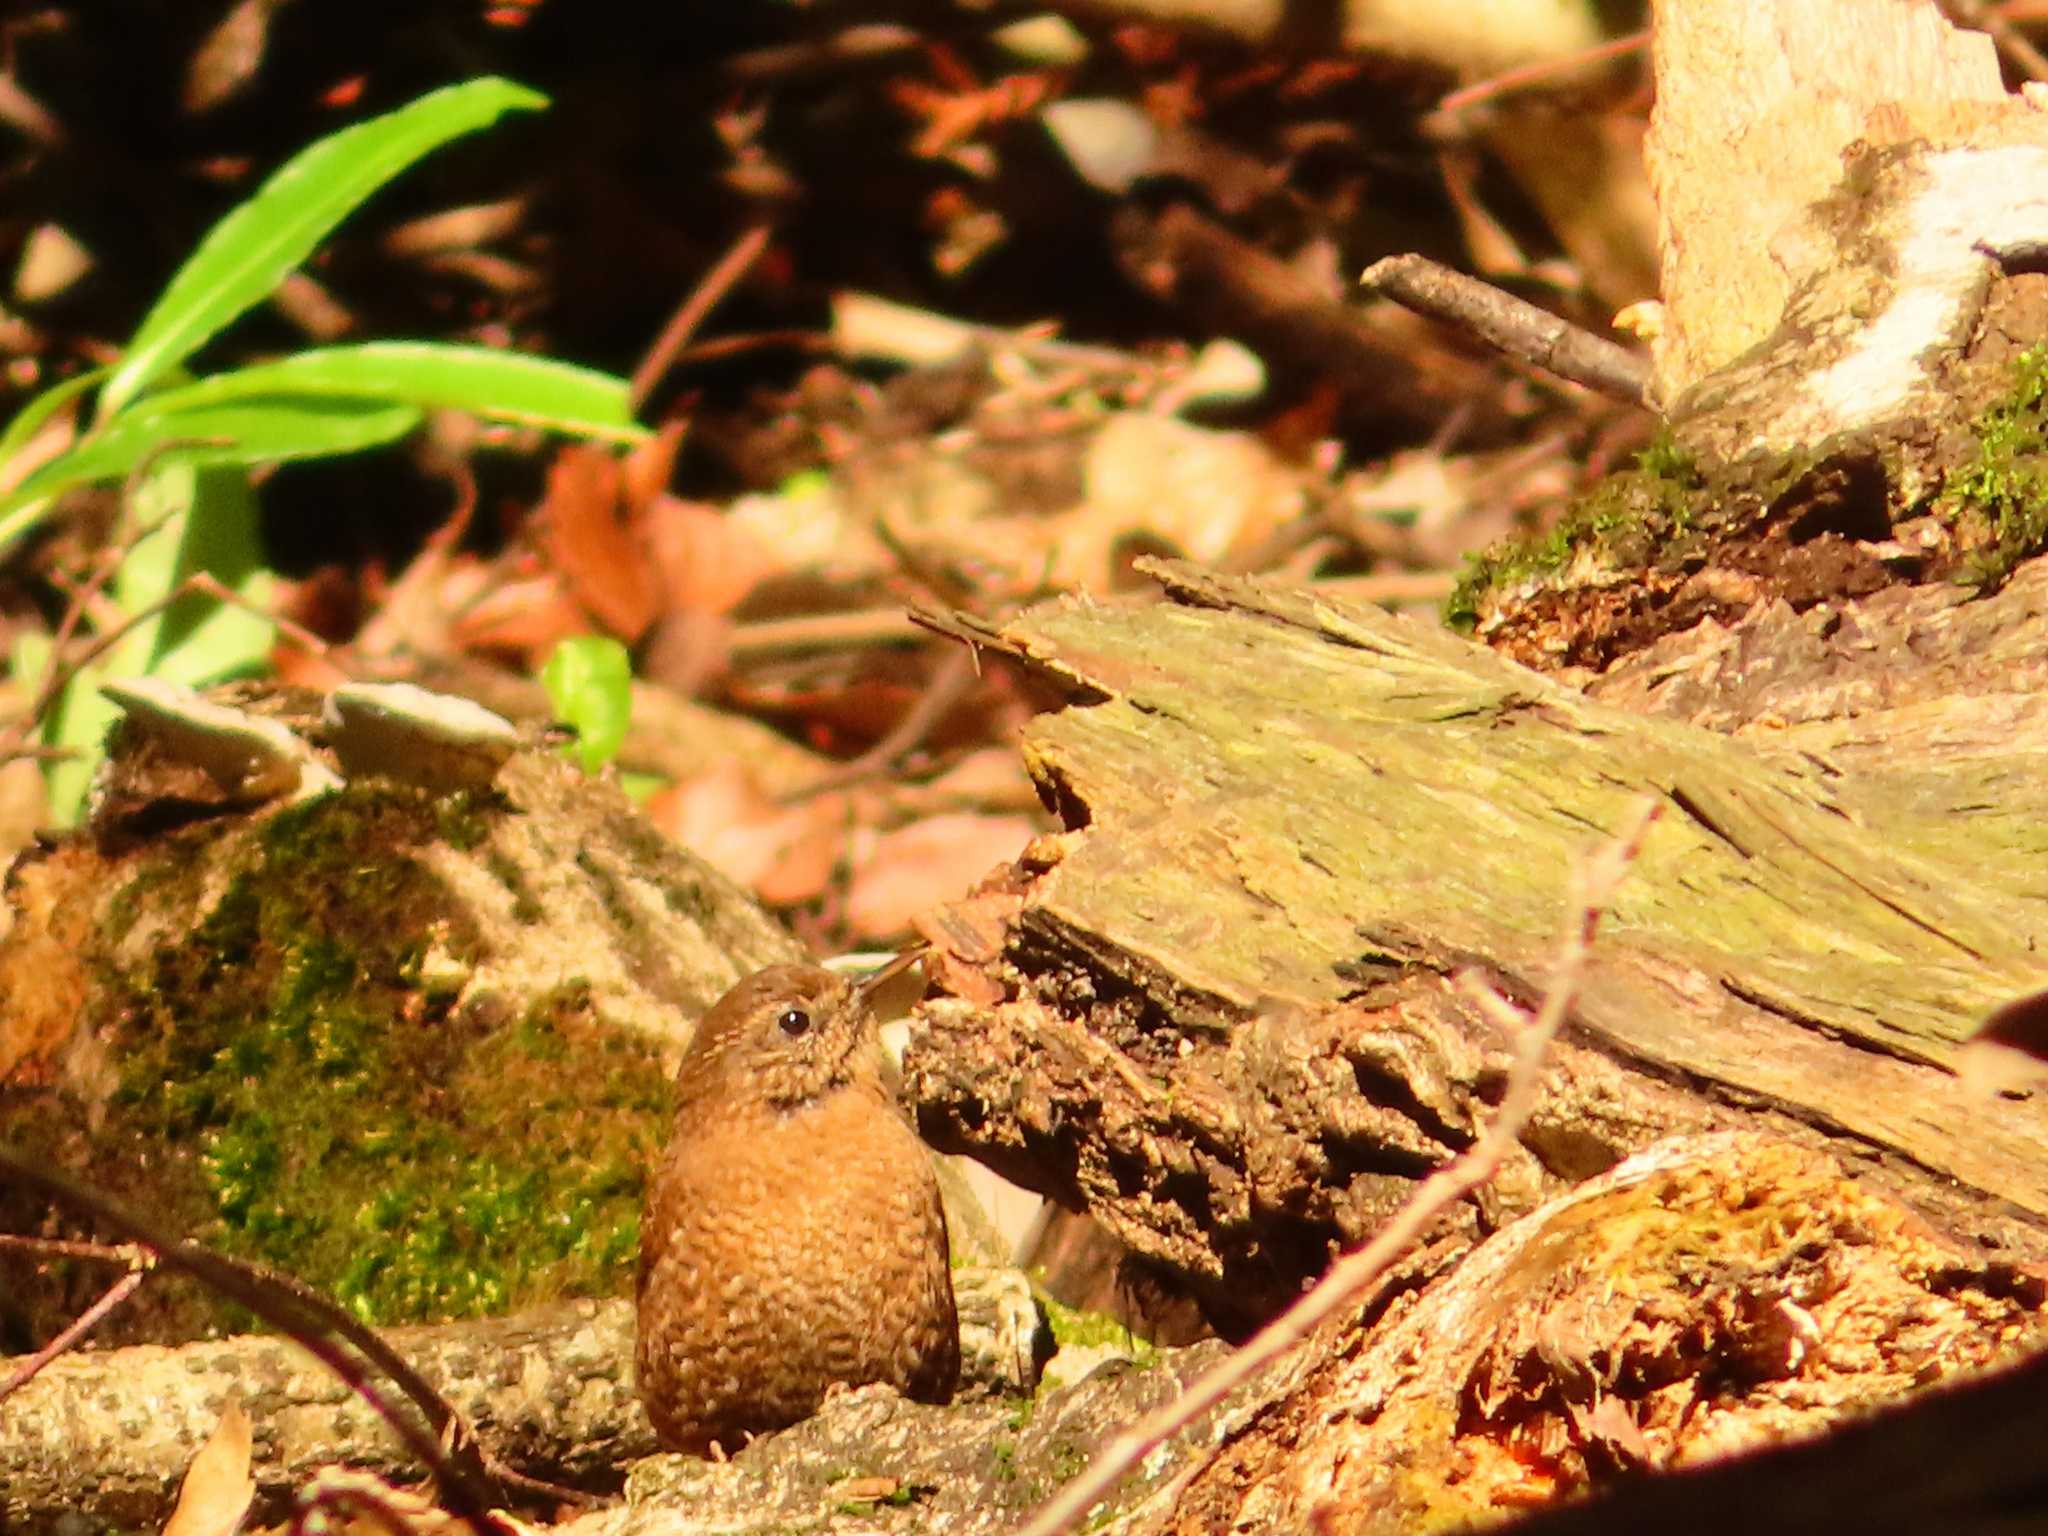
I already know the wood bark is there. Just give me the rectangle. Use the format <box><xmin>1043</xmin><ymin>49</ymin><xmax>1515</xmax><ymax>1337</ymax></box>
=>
<box><xmin>1146</xmin><ymin>1133</ymin><xmax>2046</xmax><ymax>1534</ymax></box>
<box><xmin>907</xmin><ymin>557</ymin><xmax>2048</xmax><ymax>1333</ymax></box>
<box><xmin>0</xmin><ymin>1301</ymin><xmax>644</xmax><ymax>1532</ymax></box>
<box><xmin>0</xmin><ymin>1269</ymin><xmax>1041</xmax><ymax>1532</ymax></box>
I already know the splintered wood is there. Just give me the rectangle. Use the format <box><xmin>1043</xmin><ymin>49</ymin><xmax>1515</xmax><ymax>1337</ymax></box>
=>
<box><xmin>1645</xmin><ymin>0</ymin><xmax>2020</xmax><ymax>402</ymax></box>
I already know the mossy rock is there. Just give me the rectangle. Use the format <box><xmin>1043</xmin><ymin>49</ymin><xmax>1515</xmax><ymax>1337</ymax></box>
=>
<box><xmin>0</xmin><ymin>696</ymin><xmax>801</xmax><ymax>1347</ymax></box>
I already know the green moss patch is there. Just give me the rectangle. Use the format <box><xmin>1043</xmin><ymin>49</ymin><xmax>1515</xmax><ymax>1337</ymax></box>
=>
<box><xmin>106</xmin><ymin>785</ymin><xmax>670</xmax><ymax>1328</ymax></box>
<box><xmin>1447</xmin><ymin>431</ymin><xmax>1704</xmax><ymax>633</ymax></box>
<box><xmin>1938</xmin><ymin>344</ymin><xmax>2048</xmax><ymax>587</ymax></box>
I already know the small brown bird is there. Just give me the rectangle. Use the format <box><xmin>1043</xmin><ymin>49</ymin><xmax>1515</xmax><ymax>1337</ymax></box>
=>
<box><xmin>635</xmin><ymin>960</ymin><xmax>959</xmax><ymax>1455</ymax></box>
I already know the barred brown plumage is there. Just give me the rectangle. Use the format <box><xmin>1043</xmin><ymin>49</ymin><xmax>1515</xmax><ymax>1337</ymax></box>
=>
<box><xmin>635</xmin><ymin>961</ymin><xmax>958</xmax><ymax>1456</ymax></box>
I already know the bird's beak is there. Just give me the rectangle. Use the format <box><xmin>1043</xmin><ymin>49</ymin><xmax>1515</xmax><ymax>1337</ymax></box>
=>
<box><xmin>853</xmin><ymin>942</ymin><xmax>929</xmax><ymax>1005</ymax></box>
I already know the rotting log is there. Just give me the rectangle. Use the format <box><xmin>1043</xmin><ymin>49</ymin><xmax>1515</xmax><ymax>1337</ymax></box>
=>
<box><xmin>1144</xmin><ymin>1133</ymin><xmax>2047</xmax><ymax>1534</ymax></box>
<box><xmin>907</xmin><ymin>557</ymin><xmax>2048</xmax><ymax>1334</ymax></box>
<box><xmin>0</xmin><ymin>703</ymin><xmax>806</xmax><ymax>1348</ymax></box>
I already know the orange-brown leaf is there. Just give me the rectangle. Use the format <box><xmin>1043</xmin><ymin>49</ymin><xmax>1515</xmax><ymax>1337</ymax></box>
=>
<box><xmin>161</xmin><ymin>1400</ymin><xmax>254</xmax><ymax>1536</ymax></box>
<box><xmin>847</xmin><ymin>812</ymin><xmax>1035</xmax><ymax>941</ymax></box>
<box><xmin>649</xmin><ymin>762</ymin><xmax>848</xmax><ymax>907</ymax></box>
<box><xmin>541</xmin><ymin>444</ymin><xmax>660</xmax><ymax>642</ymax></box>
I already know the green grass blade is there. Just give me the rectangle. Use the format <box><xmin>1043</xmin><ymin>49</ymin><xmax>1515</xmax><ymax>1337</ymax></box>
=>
<box><xmin>113</xmin><ymin>464</ymin><xmax>275</xmax><ymax>686</ymax></box>
<box><xmin>39</xmin><ymin>664</ymin><xmax>118</xmax><ymax>827</ymax></box>
<box><xmin>134</xmin><ymin>342</ymin><xmax>647</xmax><ymax>442</ymax></box>
<box><xmin>0</xmin><ymin>396</ymin><xmax>423</xmax><ymax>549</ymax></box>
<box><xmin>0</xmin><ymin>366</ymin><xmax>109</xmax><ymax>475</ymax></box>
<box><xmin>100</xmin><ymin>77</ymin><xmax>547</xmax><ymax>419</ymax></box>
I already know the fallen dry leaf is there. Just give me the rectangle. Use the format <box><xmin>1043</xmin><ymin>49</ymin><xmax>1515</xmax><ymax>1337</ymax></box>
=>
<box><xmin>649</xmin><ymin>761</ymin><xmax>850</xmax><ymax>907</ymax></box>
<box><xmin>541</xmin><ymin>444</ymin><xmax>660</xmax><ymax>642</ymax></box>
<box><xmin>622</xmin><ymin>420</ymin><xmax>687</xmax><ymax>510</ymax></box>
<box><xmin>847</xmin><ymin>812</ymin><xmax>1036</xmax><ymax>940</ymax></box>
<box><xmin>642</xmin><ymin>494</ymin><xmax>780</xmax><ymax>617</ymax></box>
<box><xmin>161</xmin><ymin>1399</ymin><xmax>254</xmax><ymax>1536</ymax></box>
<box><xmin>448</xmin><ymin>570</ymin><xmax>589</xmax><ymax>664</ymax></box>
<box><xmin>896</xmin><ymin>746</ymin><xmax>1045</xmax><ymax>817</ymax></box>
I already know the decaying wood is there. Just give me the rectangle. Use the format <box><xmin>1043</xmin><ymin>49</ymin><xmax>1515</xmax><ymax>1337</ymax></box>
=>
<box><xmin>1644</xmin><ymin>0</ymin><xmax>2016</xmax><ymax>403</ymax></box>
<box><xmin>1461</xmin><ymin>0</ymin><xmax>2048</xmax><ymax>668</ymax></box>
<box><xmin>0</xmin><ymin>1301</ymin><xmax>643</xmax><ymax>1532</ymax></box>
<box><xmin>580</xmin><ymin>1339</ymin><xmax>1246</xmax><ymax>1536</ymax></box>
<box><xmin>18</xmin><ymin>4</ymin><xmax>2048</xmax><ymax>1529</ymax></box>
<box><xmin>1018</xmin><ymin>807</ymin><xmax>1654</xmax><ymax>1536</ymax></box>
<box><xmin>1359</xmin><ymin>254</ymin><xmax>1650</xmax><ymax>405</ymax></box>
<box><xmin>907</xmin><ymin>558</ymin><xmax>2048</xmax><ymax>1333</ymax></box>
<box><xmin>1145</xmin><ymin>1133</ymin><xmax>2046</xmax><ymax>1534</ymax></box>
<box><xmin>1497</xmin><ymin>1329</ymin><xmax>2048</xmax><ymax>1535</ymax></box>
<box><xmin>499</xmin><ymin>1137</ymin><xmax>2047</xmax><ymax>1536</ymax></box>
<box><xmin>0</xmin><ymin>705</ymin><xmax>805</xmax><ymax>1347</ymax></box>
<box><xmin>0</xmin><ymin>1268</ymin><xmax>1042</xmax><ymax>1532</ymax></box>
<box><xmin>1</xmin><ymin>717</ymin><xmax>804</xmax><ymax>1076</ymax></box>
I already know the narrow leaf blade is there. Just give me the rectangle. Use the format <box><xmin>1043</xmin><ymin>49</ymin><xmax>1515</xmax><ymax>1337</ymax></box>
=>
<box><xmin>119</xmin><ymin>466</ymin><xmax>276</xmax><ymax>686</ymax></box>
<box><xmin>0</xmin><ymin>366</ymin><xmax>108</xmax><ymax>478</ymax></box>
<box><xmin>136</xmin><ymin>342</ymin><xmax>646</xmax><ymax>442</ymax></box>
<box><xmin>542</xmin><ymin>635</ymin><xmax>633</xmax><ymax>772</ymax></box>
<box><xmin>0</xmin><ymin>395</ymin><xmax>422</xmax><ymax>523</ymax></box>
<box><xmin>101</xmin><ymin>77</ymin><xmax>546</xmax><ymax>417</ymax></box>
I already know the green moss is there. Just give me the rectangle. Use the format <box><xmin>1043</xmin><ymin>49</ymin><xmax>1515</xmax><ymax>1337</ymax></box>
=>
<box><xmin>1938</xmin><ymin>344</ymin><xmax>2048</xmax><ymax>585</ymax></box>
<box><xmin>430</xmin><ymin>789</ymin><xmax>504</xmax><ymax>852</ymax></box>
<box><xmin>834</xmin><ymin>1481</ymin><xmax>930</xmax><ymax>1515</ymax></box>
<box><xmin>1445</xmin><ymin>429</ymin><xmax>1704</xmax><ymax>632</ymax></box>
<box><xmin>1041</xmin><ymin>1296</ymin><xmax>1157</xmax><ymax>1365</ymax></box>
<box><xmin>107</xmin><ymin>785</ymin><xmax>670</xmax><ymax>1330</ymax></box>
<box><xmin>1048</xmin><ymin>1440</ymin><xmax>1089</xmax><ymax>1483</ymax></box>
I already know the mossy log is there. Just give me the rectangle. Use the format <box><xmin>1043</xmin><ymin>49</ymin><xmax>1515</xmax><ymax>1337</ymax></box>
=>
<box><xmin>907</xmin><ymin>558</ymin><xmax>2048</xmax><ymax>1334</ymax></box>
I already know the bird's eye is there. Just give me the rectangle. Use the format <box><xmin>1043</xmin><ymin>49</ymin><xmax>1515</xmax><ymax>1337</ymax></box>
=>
<box><xmin>777</xmin><ymin>1007</ymin><xmax>811</xmax><ymax>1037</ymax></box>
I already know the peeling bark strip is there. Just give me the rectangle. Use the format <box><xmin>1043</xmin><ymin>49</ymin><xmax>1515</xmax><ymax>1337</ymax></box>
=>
<box><xmin>1643</xmin><ymin>0</ymin><xmax>2018</xmax><ymax>405</ymax></box>
<box><xmin>908</xmin><ymin>560</ymin><xmax>2048</xmax><ymax>1327</ymax></box>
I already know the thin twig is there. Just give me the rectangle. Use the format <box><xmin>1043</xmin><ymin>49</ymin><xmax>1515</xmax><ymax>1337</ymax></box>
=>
<box><xmin>669</xmin><ymin>329</ymin><xmax>833</xmax><ymax>367</ymax></box>
<box><xmin>1014</xmin><ymin>796</ymin><xmax>1663</xmax><ymax>1536</ymax></box>
<box><xmin>0</xmin><ymin>1146</ymin><xmax>505</xmax><ymax>1528</ymax></box>
<box><xmin>0</xmin><ymin>1256</ymin><xmax>152</xmax><ymax>1404</ymax></box>
<box><xmin>727</xmin><ymin>606</ymin><xmax>926</xmax><ymax>658</ymax></box>
<box><xmin>629</xmin><ymin>220</ymin><xmax>776</xmax><ymax>413</ymax></box>
<box><xmin>1436</xmin><ymin>29</ymin><xmax>1648</xmax><ymax>114</ymax></box>
<box><xmin>0</xmin><ymin>1232</ymin><xmax>139</xmax><ymax>1262</ymax></box>
<box><xmin>1360</xmin><ymin>254</ymin><xmax>1650</xmax><ymax>406</ymax></box>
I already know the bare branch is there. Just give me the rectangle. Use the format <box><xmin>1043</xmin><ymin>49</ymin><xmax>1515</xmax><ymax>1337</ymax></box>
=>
<box><xmin>1360</xmin><ymin>254</ymin><xmax>1650</xmax><ymax>406</ymax></box>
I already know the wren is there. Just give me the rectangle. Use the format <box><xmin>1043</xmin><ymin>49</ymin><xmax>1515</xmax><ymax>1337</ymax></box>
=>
<box><xmin>635</xmin><ymin>961</ymin><xmax>960</xmax><ymax>1455</ymax></box>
